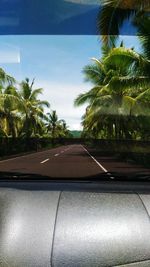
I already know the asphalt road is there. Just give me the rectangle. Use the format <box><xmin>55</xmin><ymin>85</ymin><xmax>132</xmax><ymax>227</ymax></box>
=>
<box><xmin>0</xmin><ymin>144</ymin><xmax>149</xmax><ymax>179</ymax></box>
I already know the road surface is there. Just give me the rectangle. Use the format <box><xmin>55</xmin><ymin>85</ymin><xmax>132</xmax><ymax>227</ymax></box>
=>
<box><xmin>0</xmin><ymin>144</ymin><xmax>149</xmax><ymax>179</ymax></box>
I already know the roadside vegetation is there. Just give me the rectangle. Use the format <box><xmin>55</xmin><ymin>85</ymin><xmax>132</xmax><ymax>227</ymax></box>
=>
<box><xmin>75</xmin><ymin>0</ymin><xmax>150</xmax><ymax>141</ymax></box>
<box><xmin>0</xmin><ymin>76</ymin><xmax>71</xmax><ymax>139</ymax></box>
<box><xmin>74</xmin><ymin>0</ymin><xmax>150</xmax><ymax>166</ymax></box>
<box><xmin>0</xmin><ymin>76</ymin><xmax>72</xmax><ymax>156</ymax></box>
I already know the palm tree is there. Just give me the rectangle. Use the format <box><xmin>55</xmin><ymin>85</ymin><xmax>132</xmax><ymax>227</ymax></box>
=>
<box><xmin>58</xmin><ymin>119</ymin><xmax>71</xmax><ymax>138</ymax></box>
<box><xmin>19</xmin><ymin>78</ymin><xmax>50</xmax><ymax>137</ymax></box>
<box><xmin>75</xmin><ymin>46</ymin><xmax>150</xmax><ymax>139</ymax></box>
<box><xmin>46</xmin><ymin>111</ymin><xmax>71</xmax><ymax>139</ymax></box>
<box><xmin>0</xmin><ymin>85</ymin><xmax>22</xmax><ymax>137</ymax></box>
<box><xmin>98</xmin><ymin>0</ymin><xmax>150</xmax><ymax>46</ymax></box>
<box><xmin>46</xmin><ymin>110</ymin><xmax>59</xmax><ymax>139</ymax></box>
<box><xmin>0</xmin><ymin>69</ymin><xmax>22</xmax><ymax>138</ymax></box>
<box><xmin>134</xmin><ymin>13</ymin><xmax>150</xmax><ymax>61</ymax></box>
<box><xmin>0</xmin><ymin>68</ymin><xmax>15</xmax><ymax>86</ymax></box>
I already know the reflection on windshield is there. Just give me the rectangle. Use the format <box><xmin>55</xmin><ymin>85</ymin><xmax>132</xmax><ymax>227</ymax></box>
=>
<box><xmin>0</xmin><ymin>0</ymin><xmax>148</xmax><ymax>35</ymax></box>
<box><xmin>0</xmin><ymin>0</ymin><xmax>150</xmax><ymax>180</ymax></box>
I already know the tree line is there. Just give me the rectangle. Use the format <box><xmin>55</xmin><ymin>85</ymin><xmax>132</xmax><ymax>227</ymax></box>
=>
<box><xmin>0</xmin><ymin>74</ymin><xmax>71</xmax><ymax>139</ymax></box>
<box><xmin>75</xmin><ymin>0</ymin><xmax>150</xmax><ymax>141</ymax></box>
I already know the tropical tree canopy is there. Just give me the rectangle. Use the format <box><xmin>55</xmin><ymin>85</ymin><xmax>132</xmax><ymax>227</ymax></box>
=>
<box><xmin>75</xmin><ymin>44</ymin><xmax>150</xmax><ymax>140</ymax></box>
<box><xmin>0</xmin><ymin>73</ymin><xmax>71</xmax><ymax>139</ymax></box>
<box><xmin>46</xmin><ymin>110</ymin><xmax>71</xmax><ymax>138</ymax></box>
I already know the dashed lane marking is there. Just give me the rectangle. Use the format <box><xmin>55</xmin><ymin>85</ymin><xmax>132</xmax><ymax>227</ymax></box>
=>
<box><xmin>0</xmin><ymin>146</ymin><xmax>69</xmax><ymax>163</ymax></box>
<box><xmin>40</xmin><ymin>158</ymin><xmax>49</xmax><ymax>164</ymax></box>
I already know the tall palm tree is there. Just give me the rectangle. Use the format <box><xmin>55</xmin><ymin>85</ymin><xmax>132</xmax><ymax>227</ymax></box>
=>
<box><xmin>0</xmin><ymin>70</ymin><xmax>22</xmax><ymax>138</ymax></box>
<box><xmin>46</xmin><ymin>111</ymin><xmax>70</xmax><ymax>139</ymax></box>
<box><xmin>75</xmin><ymin>46</ymin><xmax>150</xmax><ymax>139</ymax></box>
<box><xmin>58</xmin><ymin>119</ymin><xmax>71</xmax><ymax>137</ymax></box>
<box><xmin>46</xmin><ymin>110</ymin><xmax>59</xmax><ymax>139</ymax></box>
<box><xmin>19</xmin><ymin>78</ymin><xmax>50</xmax><ymax>137</ymax></box>
<box><xmin>0</xmin><ymin>85</ymin><xmax>22</xmax><ymax>137</ymax></box>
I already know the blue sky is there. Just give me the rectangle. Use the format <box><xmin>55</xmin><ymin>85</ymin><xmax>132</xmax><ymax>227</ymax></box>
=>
<box><xmin>0</xmin><ymin>35</ymin><xmax>140</xmax><ymax>130</ymax></box>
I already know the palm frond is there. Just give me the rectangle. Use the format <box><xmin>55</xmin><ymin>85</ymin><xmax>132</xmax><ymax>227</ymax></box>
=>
<box><xmin>74</xmin><ymin>86</ymin><xmax>102</xmax><ymax>107</ymax></box>
<box><xmin>37</xmin><ymin>100</ymin><xmax>50</xmax><ymax>108</ymax></box>
<box><xmin>30</xmin><ymin>88</ymin><xmax>43</xmax><ymax>100</ymax></box>
<box><xmin>109</xmin><ymin>75</ymin><xmax>150</xmax><ymax>93</ymax></box>
<box><xmin>104</xmin><ymin>47</ymin><xmax>146</xmax><ymax>69</ymax></box>
<box><xmin>98</xmin><ymin>0</ymin><xmax>149</xmax><ymax>45</ymax></box>
<box><xmin>97</xmin><ymin>2</ymin><xmax>135</xmax><ymax>45</ymax></box>
<box><xmin>83</xmin><ymin>64</ymin><xmax>105</xmax><ymax>84</ymax></box>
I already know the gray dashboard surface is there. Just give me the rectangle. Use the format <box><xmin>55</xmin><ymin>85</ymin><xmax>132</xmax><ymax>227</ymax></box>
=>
<box><xmin>0</xmin><ymin>189</ymin><xmax>60</xmax><ymax>267</ymax></box>
<box><xmin>1</xmin><ymin>188</ymin><xmax>150</xmax><ymax>267</ymax></box>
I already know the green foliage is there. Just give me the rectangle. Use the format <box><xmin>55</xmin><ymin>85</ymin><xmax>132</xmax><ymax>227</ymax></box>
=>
<box><xmin>98</xmin><ymin>0</ymin><xmax>150</xmax><ymax>46</ymax></box>
<box><xmin>75</xmin><ymin>45</ymin><xmax>150</xmax><ymax>140</ymax></box>
<box><xmin>70</xmin><ymin>131</ymin><xmax>82</xmax><ymax>138</ymax></box>
<box><xmin>46</xmin><ymin>110</ymin><xmax>71</xmax><ymax>139</ymax></box>
<box><xmin>0</xmin><ymin>72</ymin><xmax>71</xmax><ymax>139</ymax></box>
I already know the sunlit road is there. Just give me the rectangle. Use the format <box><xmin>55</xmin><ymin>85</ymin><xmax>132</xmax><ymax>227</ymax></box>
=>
<box><xmin>0</xmin><ymin>144</ymin><xmax>149</xmax><ymax>179</ymax></box>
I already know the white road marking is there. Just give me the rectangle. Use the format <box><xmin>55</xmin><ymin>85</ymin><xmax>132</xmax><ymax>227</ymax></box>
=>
<box><xmin>55</xmin><ymin>154</ymin><xmax>59</xmax><ymax>157</ymax></box>
<box><xmin>0</xmin><ymin>152</ymin><xmax>47</xmax><ymax>163</ymax></box>
<box><xmin>82</xmin><ymin>146</ymin><xmax>115</xmax><ymax>179</ymax></box>
<box><xmin>40</xmin><ymin>158</ymin><xmax>49</xmax><ymax>164</ymax></box>
<box><xmin>82</xmin><ymin>146</ymin><xmax>108</xmax><ymax>172</ymax></box>
<box><xmin>0</xmin><ymin>146</ymin><xmax>65</xmax><ymax>163</ymax></box>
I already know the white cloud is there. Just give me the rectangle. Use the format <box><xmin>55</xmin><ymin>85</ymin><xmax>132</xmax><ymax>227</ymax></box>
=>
<box><xmin>35</xmin><ymin>80</ymin><xmax>90</xmax><ymax>130</ymax></box>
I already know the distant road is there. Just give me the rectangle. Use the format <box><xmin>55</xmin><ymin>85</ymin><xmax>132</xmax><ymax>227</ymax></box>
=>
<box><xmin>0</xmin><ymin>145</ymin><xmax>149</xmax><ymax>179</ymax></box>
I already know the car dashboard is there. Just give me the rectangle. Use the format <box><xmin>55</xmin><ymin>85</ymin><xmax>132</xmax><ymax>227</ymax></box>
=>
<box><xmin>1</xmin><ymin>181</ymin><xmax>150</xmax><ymax>267</ymax></box>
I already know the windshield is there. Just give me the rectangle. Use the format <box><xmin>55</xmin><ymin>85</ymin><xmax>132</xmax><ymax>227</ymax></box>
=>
<box><xmin>0</xmin><ymin>0</ymin><xmax>150</xmax><ymax>180</ymax></box>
